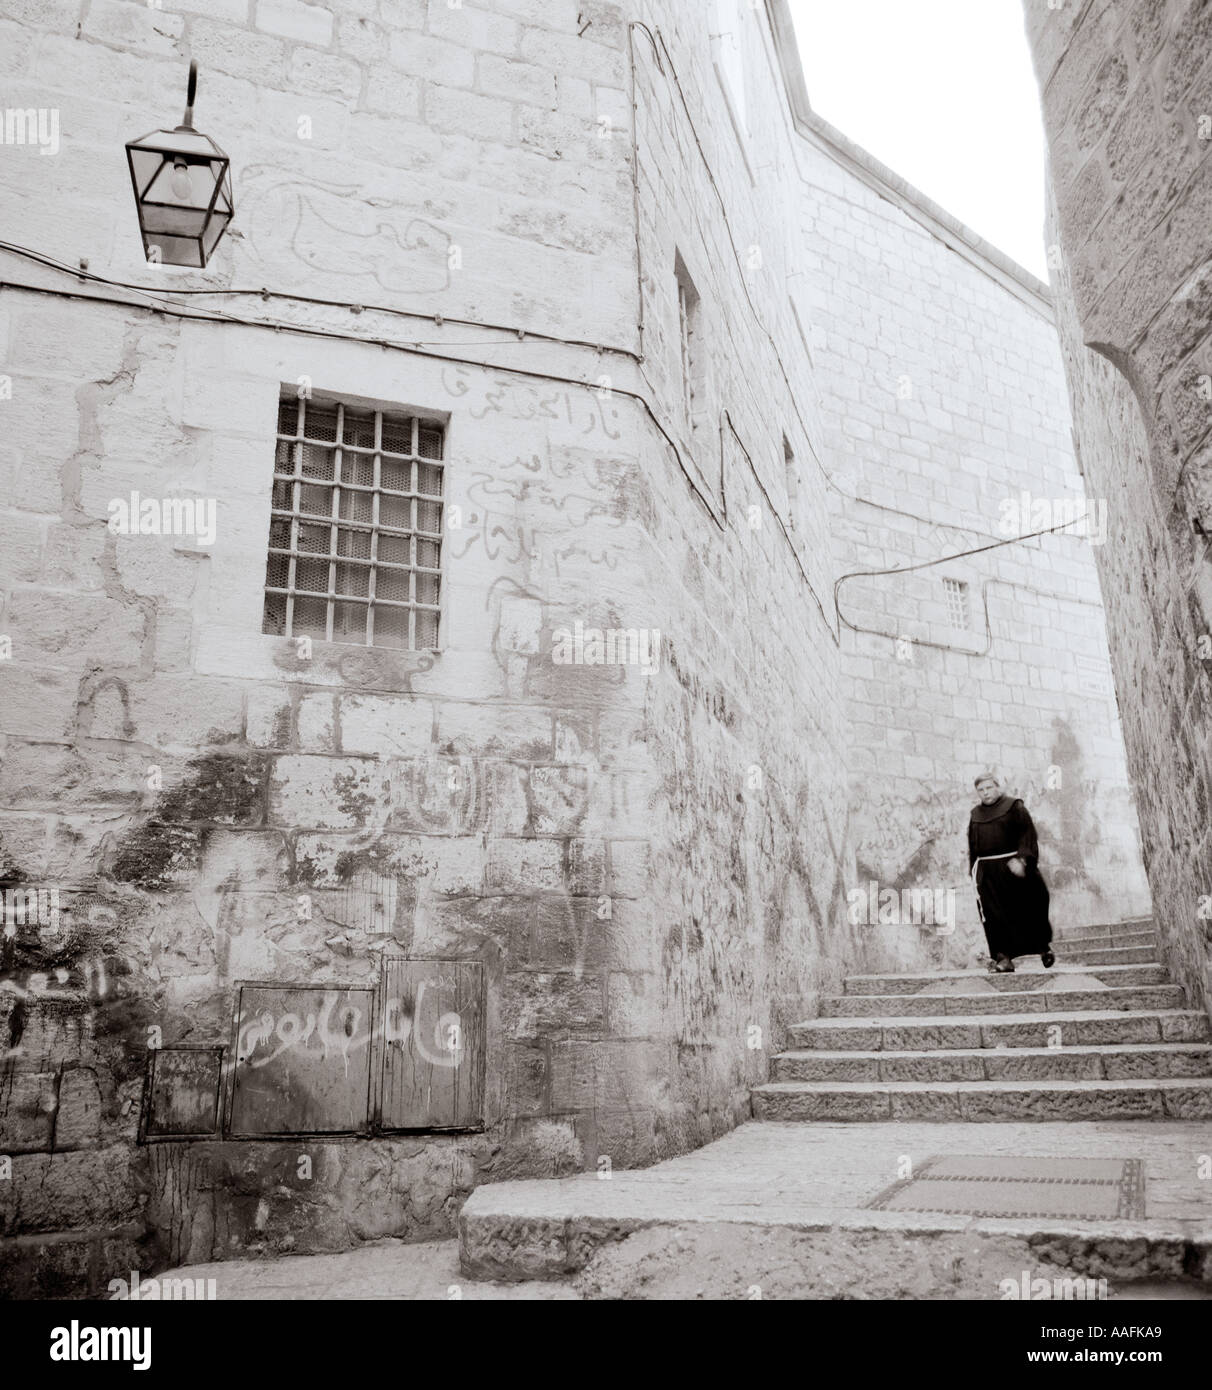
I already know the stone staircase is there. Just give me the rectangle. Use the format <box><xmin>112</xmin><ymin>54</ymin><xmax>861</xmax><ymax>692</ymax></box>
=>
<box><xmin>457</xmin><ymin>914</ymin><xmax>1212</xmax><ymax>1290</ymax></box>
<box><xmin>753</xmin><ymin>917</ymin><xmax>1212</xmax><ymax>1122</ymax></box>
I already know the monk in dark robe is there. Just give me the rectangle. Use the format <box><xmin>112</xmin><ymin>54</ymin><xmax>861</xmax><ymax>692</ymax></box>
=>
<box><xmin>967</xmin><ymin>773</ymin><xmax>1054</xmax><ymax>973</ymax></box>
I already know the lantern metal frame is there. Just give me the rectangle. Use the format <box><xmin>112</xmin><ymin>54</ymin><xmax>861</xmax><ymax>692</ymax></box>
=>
<box><xmin>125</xmin><ymin>60</ymin><xmax>234</xmax><ymax>269</ymax></box>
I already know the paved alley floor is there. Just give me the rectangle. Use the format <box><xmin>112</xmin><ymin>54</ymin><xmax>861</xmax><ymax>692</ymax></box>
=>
<box><xmin>156</xmin><ymin>1238</ymin><xmax>578</xmax><ymax>1300</ymax></box>
<box><xmin>459</xmin><ymin>1118</ymin><xmax>1212</xmax><ymax>1295</ymax></box>
<box><xmin>157</xmin><ymin>1118</ymin><xmax>1212</xmax><ymax>1299</ymax></box>
<box><xmin>464</xmin><ymin>1118</ymin><xmax>1212</xmax><ymax>1232</ymax></box>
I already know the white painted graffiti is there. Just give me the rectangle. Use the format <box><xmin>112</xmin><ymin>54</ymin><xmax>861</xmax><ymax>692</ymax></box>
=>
<box><xmin>236</xmin><ymin>984</ymin><xmax>463</xmax><ymax>1071</ymax></box>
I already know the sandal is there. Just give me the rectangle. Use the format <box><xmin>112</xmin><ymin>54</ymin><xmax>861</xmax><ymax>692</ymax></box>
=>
<box><xmin>989</xmin><ymin>955</ymin><xmax>1015</xmax><ymax>973</ymax></box>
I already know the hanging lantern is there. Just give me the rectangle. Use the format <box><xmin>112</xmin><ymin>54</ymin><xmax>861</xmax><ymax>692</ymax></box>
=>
<box><xmin>125</xmin><ymin>60</ymin><xmax>233</xmax><ymax>268</ymax></box>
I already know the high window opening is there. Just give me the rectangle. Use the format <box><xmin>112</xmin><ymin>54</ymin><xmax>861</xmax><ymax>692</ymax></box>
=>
<box><xmin>675</xmin><ymin>252</ymin><xmax>706</xmax><ymax>442</ymax></box>
<box><xmin>263</xmin><ymin>394</ymin><xmax>445</xmax><ymax>651</ymax></box>
<box><xmin>784</xmin><ymin>435</ymin><xmax>800</xmax><ymax>532</ymax></box>
<box><xmin>943</xmin><ymin>577</ymin><xmax>971</xmax><ymax>629</ymax></box>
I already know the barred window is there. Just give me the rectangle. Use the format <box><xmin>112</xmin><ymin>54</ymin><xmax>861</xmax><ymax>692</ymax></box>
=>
<box><xmin>263</xmin><ymin>395</ymin><xmax>445</xmax><ymax>650</ymax></box>
<box><xmin>943</xmin><ymin>577</ymin><xmax>970</xmax><ymax>629</ymax></box>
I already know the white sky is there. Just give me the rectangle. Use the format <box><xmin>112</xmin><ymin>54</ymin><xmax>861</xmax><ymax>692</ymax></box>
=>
<box><xmin>786</xmin><ymin>0</ymin><xmax>1050</xmax><ymax>280</ymax></box>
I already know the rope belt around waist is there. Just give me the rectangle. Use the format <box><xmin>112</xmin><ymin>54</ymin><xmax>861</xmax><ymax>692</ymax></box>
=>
<box><xmin>970</xmin><ymin>852</ymin><xmax>1022</xmax><ymax>924</ymax></box>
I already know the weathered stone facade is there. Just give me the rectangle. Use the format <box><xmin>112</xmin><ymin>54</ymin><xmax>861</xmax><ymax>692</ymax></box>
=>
<box><xmin>0</xmin><ymin>0</ymin><xmax>1148</xmax><ymax>1294</ymax></box>
<box><xmin>1023</xmin><ymin>0</ymin><xmax>1212</xmax><ymax>1021</ymax></box>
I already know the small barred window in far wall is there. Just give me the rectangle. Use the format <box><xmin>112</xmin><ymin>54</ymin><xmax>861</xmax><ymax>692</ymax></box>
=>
<box><xmin>943</xmin><ymin>577</ymin><xmax>970</xmax><ymax>629</ymax></box>
<box><xmin>263</xmin><ymin>395</ymin><xmax>445</xmax><ymax>650</ymax></box>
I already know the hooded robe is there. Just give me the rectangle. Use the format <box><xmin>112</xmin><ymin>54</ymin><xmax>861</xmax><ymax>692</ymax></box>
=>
<box><xmin>967</xmin><ymin>794</ymin><xmax>1052</xmax><ymax>959</ymax></box>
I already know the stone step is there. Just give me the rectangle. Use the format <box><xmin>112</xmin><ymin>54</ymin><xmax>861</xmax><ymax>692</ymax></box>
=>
<box><xmin>842</xmin><ymin>964</ymin><xmax>1166</xmax><ymax>995</ymax></box>
<box><xmin>1061</xmin><ymin>945</ymin><xmax>1159</xmax><ymax>966</ymax></box>
<box><xmin>772</xmin><ymin>1042</ymin><xmax>1212</xmax><ymax>1083</ymax></box>
<box><xmin>788</xmin><ymin>1008</ymin><xmax>1210</xmax><ymax>1052</ymax></box>
<box><xmin>1055</xmin><ymin>919</ymin><xmax>1154</xmax><ymax>942</ymax></box>
<box><xmin>820</xmin><ymin>984</ymin><xmax>1185</xmax><ymax>1018</ymax></box>
<box><xmin>1058</xmin><ymin>930</ymin><xmax>1157</xmax><ymax>951</ymax></box>
<box><xmin>752</xmin><ymin>1077</ymin><xmax>1212</xmax><ymax>1122</ymax></box>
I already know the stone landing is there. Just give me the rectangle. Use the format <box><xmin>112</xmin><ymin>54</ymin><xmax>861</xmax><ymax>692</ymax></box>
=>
<box><xmin>457</xmin><ymin>1119</ymin><xmax>1212</xmax><ymax>1292</ymax></box>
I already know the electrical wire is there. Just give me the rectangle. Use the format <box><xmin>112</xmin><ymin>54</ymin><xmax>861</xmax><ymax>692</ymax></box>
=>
<box><xmin>722</xmin><ymin>408</ymin><xmax>838</xmax><ymax>642</ymax></box>
<box><xmin>834</xmin><ymin>512</ymin><xmax>1098</xmax><ymax>649</ymax></box>
<box><xmin>0</xmin><ymin>267</ymin><xmax>715</xmax><ymax>494</ymax></box>
<box><xmin>0</xmin><ymin>242</ymin><xmax>1095</xmax><ymax>658</ymax></box>
<box><xmin>0</xmin><ymin>238</ymin><xmax>641</xmax><ymax>360</ymax></box>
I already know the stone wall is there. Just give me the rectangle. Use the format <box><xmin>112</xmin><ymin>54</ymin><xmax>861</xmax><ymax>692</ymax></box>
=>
<box><xmin>1022</xmin><ymin>0</ymin><xmax>1212</xmax><ymax>1018</ymax></box>
<box><xmin>625</xmin><ymin>0</ymin><xmax>860</xmax><ymax>1106</ymax></box>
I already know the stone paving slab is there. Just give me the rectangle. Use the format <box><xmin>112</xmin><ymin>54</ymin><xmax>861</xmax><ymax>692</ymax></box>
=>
<box><xmin>154</xmin><ymin>1238</ymin><xmax>578</xmax><ymax>1300</ymax></box>
<box><xmin>1060</xmin><ymin>947</ymin><xmax>1159</xmax><ymax>965</ymax></box>
<box><xmin>1054</xmin><ymin>919</ymin><xmax>1154</xmax><ymax>941</ymax></box>
<box><xmin>149</xmin><ymin>1231</ymin><xmax>1212</xmax><ymax>1301</ymax></box>
<box><xmin>459</xmin><ymin>1120</ymin><xmax>1212</xmax><ymax>1283</ymax></box>
<box><xmin>1058</xmin><ymin>932</ymin><xmax>1157</xmax><ymax>950</ymax></box>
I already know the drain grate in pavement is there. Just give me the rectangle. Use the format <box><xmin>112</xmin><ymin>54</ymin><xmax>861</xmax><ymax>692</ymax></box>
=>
<box><xmin>865</xmin><ymin>1156</ymin><xmax>1146</xmax><ymax>1220</ymax></box>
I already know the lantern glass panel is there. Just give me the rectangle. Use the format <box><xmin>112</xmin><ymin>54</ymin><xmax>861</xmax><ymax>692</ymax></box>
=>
<box><xmin>151</xmin><ymin>235</ymin><xmax>203</xmax><ymax>267</ymax></box>
<box><xmin>202</xmin><ymin>207</ymin><xmax>232</xmax><ymax>260</ymax></box>
<box><xmin>126</xmin><ymin>124</ymin><xmax>232</xmax><ymax>268</ymax></box>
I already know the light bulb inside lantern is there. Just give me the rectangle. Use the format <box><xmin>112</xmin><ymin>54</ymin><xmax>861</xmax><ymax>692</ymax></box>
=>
<box><xmin>169</xmin><ymin>160</ymin><xmax>193</xmax><ymax>201</ymax></box>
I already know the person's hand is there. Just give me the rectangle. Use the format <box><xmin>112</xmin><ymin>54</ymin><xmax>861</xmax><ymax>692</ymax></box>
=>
<box><xmin>1008</xmin><ymin>857</ymin><xmax>1026</xmax><ymax>877</ymax></box>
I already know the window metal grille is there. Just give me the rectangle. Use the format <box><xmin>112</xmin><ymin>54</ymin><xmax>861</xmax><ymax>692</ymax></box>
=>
<box><xmin>263</xmin><ymin>395</ymin><xmax>445</xmax><ymax>650</ymax></box>
<box><xmin>943</xmin><ymin>577</ymin><xmax>970</xmax><ymax>629</ymax></box>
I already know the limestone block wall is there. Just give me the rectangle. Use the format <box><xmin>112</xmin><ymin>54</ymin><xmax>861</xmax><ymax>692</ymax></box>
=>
<box><xmin>624</xmin><ymin>0</ymin><xmax>858</xmax><ymax>1104</ymax></box>
<box><xmin>1022</xmin><ymin>0</ymin><xmax>1212</xmax><ymax>1018</ymax></box>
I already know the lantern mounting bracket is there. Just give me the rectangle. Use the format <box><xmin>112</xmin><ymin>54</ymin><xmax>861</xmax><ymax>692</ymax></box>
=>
<box><xmin>177</xmin><ymin>60</ymin><xmax>199</xmax><ymax>133</ymax></box>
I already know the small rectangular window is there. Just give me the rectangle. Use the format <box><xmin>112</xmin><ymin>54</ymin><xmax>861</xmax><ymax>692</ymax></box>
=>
<box><xmin>784</xmin><ymin>435</ymin><xmax>799</xmax><ymax>532</ymax></box>
<box><xmin>263</xmin><ymin>394</ymin><xmax>445</xmax><ymax>651</ymax></box>
<box><xmin>675</xmin><ymin>252</ymin><xmax>705</xmax><ymax>440</ymax></box>
<box><xmin>943</xmin><ymin>577</ymin><xmax>970</xmax><ymax>629</ymax></box>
